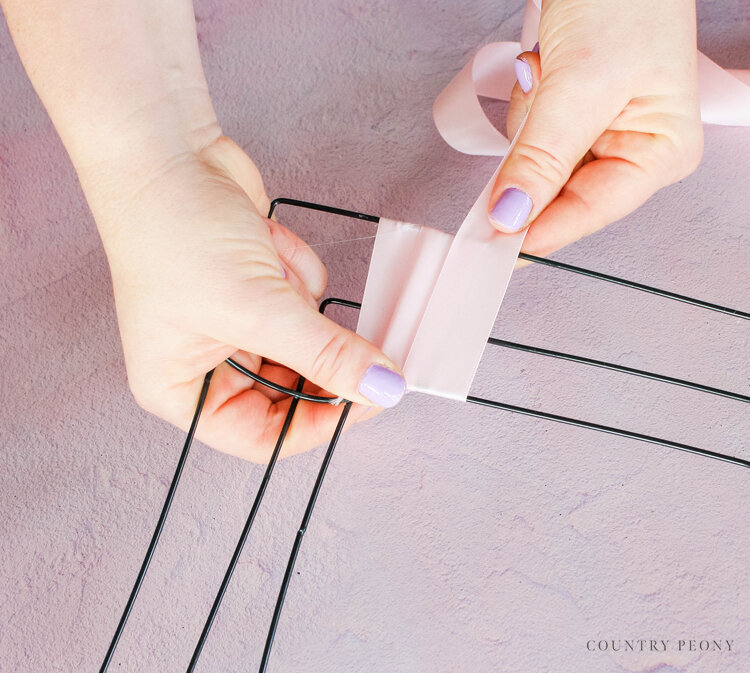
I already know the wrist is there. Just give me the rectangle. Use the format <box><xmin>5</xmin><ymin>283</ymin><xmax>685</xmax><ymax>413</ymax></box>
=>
<box><xmin>67</xmin><ymin>85</ymin><xmax>221</xmax><ymax>188</ymax></box>
<box><xmin>69</xmin><ymin>87</ymin><xmax>223</xmax><ymax>241</ymax></box>
<box><xmin>3</xmin><ymin>0</ymin><xmax>222</xmax><ymax>217</ymax></box>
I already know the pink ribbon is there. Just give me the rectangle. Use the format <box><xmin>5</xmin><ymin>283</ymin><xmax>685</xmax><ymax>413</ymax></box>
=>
<box><xmin>357</xmin><ymin>0</ymin><xmax>750</xmax><ymax>401</ymax></box>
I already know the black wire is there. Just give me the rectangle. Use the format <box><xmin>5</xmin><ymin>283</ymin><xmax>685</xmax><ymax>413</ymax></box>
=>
<box><xmin>488</xmin><ymin>338</ymin><xmax>750</xmax><ymax>404</ymax></box>
<box><xmin>98</xmin><ymin>370</ymin><xmax>214</xmax><ymax>673</ymax></box>
<box><xmin>270</xmin><ymin>198</ymin><xmax>750</xmax><ymax>321</ymax></box>
<box><xmin>518</xmin><ymin>252</ymin><xmax>750</xmax><ymax>320</ymax></box>
<box><xmin>185</xmin><ymin>378</ymin><xmax>306</xmax><ymax>673</ymax></box>
<box><xmin>268</xmin><ymin>197</ymin><xmax>380</xmax><ymax>223</ymax></box>
<box><xmin>224</xmin><ymin>358</ymin><xmax>340</xmax><ymax>405</ymax></box>
<box><xmin>257</xmin><ymin>401</ymin><xmax>352</xmax><ymax>673</ymax></box>
<box><xmin>319</xmin><ymin>297</ymin><xmax>362</xmax><ymax>313</ymax></box>
<box><xmin>319</xmin><ymin>298</ymin><xmax>749</xmax><ymax>470</ymax></box>
<box><xmin>101</xmin><ymin>198</ymin><xmax>748</xmax><ymax>673</ymax></box>
<box><xmin>467</xmin><ymin>396</ymin><xmax>750</xmax><ymax>470</ymax></box>
<box><xmin>320</xmin><ymin>299</ymin><xmax>750</xmax><ymax>405</ymax></box>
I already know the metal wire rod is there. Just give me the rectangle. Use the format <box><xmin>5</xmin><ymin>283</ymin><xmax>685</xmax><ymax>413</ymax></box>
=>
<box><xmin>185</xmin><ymin>378</ymin><xmax>306</xmax><ymax>673</ymax></box>
<box><xmin>225</xmin><ymin>358</ymin><xmax>340</xmax><ymax>404</ymax></box>
<box><xmin>258</xmin><ymin>402</ymin><xmax>353</xmax><ymax>673</ymax></box>
<box><xmin>323</xmin><ymin>298</ymin><xmax>750</xmax><ymax>470</ymax></box>
<box><xmin>488</xmin><ymin>338</ymin><xmax>750</xmax><ymax>404</ymax></box>
<box><xmin>319</xmin><ymin>298</ymin><xmax>750</xmax><ymax>471</ymax></box>
<box><xmin>517</xmin><ymin>252</ymin><xmax>750</xmax><ymax>320</ymax></box>
<box><xmin>270</xmin><ymin>198</ymin><xmax>750</xmax><ymax>321</ymax></box>
<box><xmin>269</xmin><ymin>197</ymin><xmax>380</xmax><ymax>223</ymax></box>
<box><xmin>467</xmin><ymin>396</ymin><xmax>750</xmax><ymax>470</ymax></box>
<box><xmin>101</xmin><ymin>198</ymin><xmax>749</xmax><ymax>673</ymax></box>
<box><xmin>99</xmin><ymin>370</ymin><xmax>214</xmax><ymax>673</ymax></box>
<box><xmin>320</xmin><ymin>298</ymin><xmax>750</xmax><ymax>406</ymax></box>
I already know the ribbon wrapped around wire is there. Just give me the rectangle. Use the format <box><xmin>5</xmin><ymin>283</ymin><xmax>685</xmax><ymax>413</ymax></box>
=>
<box><xmin>355</xmin><ymin>0</ymin><xmax>750</xmax><ymax>402</ymax></box>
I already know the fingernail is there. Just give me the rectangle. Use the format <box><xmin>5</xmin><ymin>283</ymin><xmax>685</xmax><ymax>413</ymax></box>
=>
<box><xmin>358</xmin><ymin>364</ymin><xmax>406</xmax><ymax>408</ymax></box>
<box><xmin>281</xmin><ymin>267</ymin><xmax>287</xmax><ymax>279</ymax></box>
<box><xmin>514</xmin><ymin>57</ymin><xmax>533</xmax><ymax>93</ymax></box>
<box><xmin>489</xmin><ymin>188</ymin><xmax>533</xmax><ymax>232</ymax></box>
<box><xmin>532</xmin><ymin>42</ymin><xmax>540</xmax><ymax>53</ymax></box>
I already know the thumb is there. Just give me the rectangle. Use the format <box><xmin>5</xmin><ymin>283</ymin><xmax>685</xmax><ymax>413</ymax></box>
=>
<box><xmin>488</xmin><ymin>51</ymin><xmax>616</xmax><ymax>233</ymax></box>
<box><xmin>251</xmin><ymin>288</ymin><xmax>407</xmax><ymax>408</ymax></box>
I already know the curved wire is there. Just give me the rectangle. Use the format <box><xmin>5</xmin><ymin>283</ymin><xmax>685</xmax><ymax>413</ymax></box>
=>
<box><xmin>224</xmin><ymin>358</ymin><xmax>341</xmax><ymax>405</ymax></box>
<box><xmin>269</xmin><ymin>197</ymin><xmax>380</xmax><ymax>223</ymax></box>
<box><xmin>103</xmin><ymin>198</ymin><xmax>748</xmax><ymax>673</ymax></box>
<box><xmin>186</xmin><ymin>299</ymin><xmax>353</xmax><ymax>671</ymax></box>
<box><xmin>99</xmin><ymin>370</ymin><xmax>214</xmax><ymax>673</ymax></box>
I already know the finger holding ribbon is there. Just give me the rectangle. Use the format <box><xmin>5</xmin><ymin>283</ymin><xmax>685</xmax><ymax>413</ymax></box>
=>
<box><xmin>362</xmin><ymin>0</ymin><xmax>750</xmax><ymax>403</ymax></box>
<box><xmin>489</xmin><ymin>0</ymin><xmax>704</xmax><ymax>261</ymax></box>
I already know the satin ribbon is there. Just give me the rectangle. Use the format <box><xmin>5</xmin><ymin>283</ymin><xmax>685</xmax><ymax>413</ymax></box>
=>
<box><xmin>357</xmin><ymin>0</ymin><xmax>750</xmax><ymax>401</ymax></box>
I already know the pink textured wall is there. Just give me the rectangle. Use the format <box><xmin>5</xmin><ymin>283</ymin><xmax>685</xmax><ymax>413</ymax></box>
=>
<box><xmin>1</xmin><ymin>1</ymin><xmax>748</xmax><ymax>671</ymax></box>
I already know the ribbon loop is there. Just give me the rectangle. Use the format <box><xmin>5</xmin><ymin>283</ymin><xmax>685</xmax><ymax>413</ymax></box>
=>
<box><xmin>357</xmin><ymin>3</ymin><xmax>750</xmax><ymax>401</ymax></box>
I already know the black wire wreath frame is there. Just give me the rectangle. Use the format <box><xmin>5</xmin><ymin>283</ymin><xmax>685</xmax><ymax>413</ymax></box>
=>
<box><xmin>98</xmin><ymin>197</ymin><xmax>750</xmax><ymax>673</ymax></box>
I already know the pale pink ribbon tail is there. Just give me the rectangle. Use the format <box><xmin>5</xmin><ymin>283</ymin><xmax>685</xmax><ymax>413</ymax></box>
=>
<box><xmin>357</xmin><ymin>3</ymin><xmax>750</xmax><ymax>402</ymax></box>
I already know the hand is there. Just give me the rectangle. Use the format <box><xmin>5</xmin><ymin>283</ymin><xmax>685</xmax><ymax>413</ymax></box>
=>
<box><xmin>1</xmin><ymin>0</ymin><xmax>406</xmax><ymax>462</ymax></box>
<box><xmin>488</xmin><ymin>0</ymin><xmax>703</xmax><ymax>259</ymax></box>
<box><xmin>92</xmin><ymin>136</ymin><xmax>405</xmax><ymax>462</ymax></box>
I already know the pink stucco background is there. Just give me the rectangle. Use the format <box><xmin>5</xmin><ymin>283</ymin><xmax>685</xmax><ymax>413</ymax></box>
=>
<box><xmin>1</xmin><ymin>1</ymin><xmax>748</xmax><ymax>672</ymax></box>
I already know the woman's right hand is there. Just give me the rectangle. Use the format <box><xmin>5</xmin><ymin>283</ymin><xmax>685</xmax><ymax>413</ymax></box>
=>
<box><xmin>489</xmin><ymin>0</ymin><xmax>704</xmax><ymax>259</ymax></box>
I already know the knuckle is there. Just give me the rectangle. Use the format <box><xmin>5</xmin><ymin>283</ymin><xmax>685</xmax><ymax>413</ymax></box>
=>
<box><xmin>284</xmin><ymin>241</ymin><xmax>305</xmax><ymax>271</ymax></box>
<box><xmin>274</xmin><ymin>223</ymin><xmax>302</xmax><ymax>263</ymax></box>
<box><xmin>308</xmin><ymin>331</ymin><xmax>356</xmax><ymax>386</ymax></box>
<box><xmin>512</xmin><ymin>140</ymin><xmax>572</xmax><ymax>188</ymax></box>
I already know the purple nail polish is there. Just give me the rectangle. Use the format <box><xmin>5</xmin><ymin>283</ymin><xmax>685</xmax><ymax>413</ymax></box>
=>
<box><xmin>281</xmin><ymin>267</ymin><xmax>287</xmax><ymax>279</ymax></box>
<box><xmin>514</xmin><ymin>58</ymin><xmax>533</xmax><ymax>94</ymax></box>
<box><xmin>532</xmin><ymin>42</ymin><xmax>540</xmax><ymax>53</ymax></box>
<box><xmin>358</xmin><ymin>364</ymin><xmax>406</xmax><ymax>408</ymax></box>
<box><xmin>489</xmin><ymin>188</ymin><xmax>533</xmax><ymax>232</ymax></box>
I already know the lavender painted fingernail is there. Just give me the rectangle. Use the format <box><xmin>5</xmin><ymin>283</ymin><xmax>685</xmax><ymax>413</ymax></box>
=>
<box><xmin>514</xmin><ymin>57</ymin><xmax>533</xmax><ymax>93</ymax></box>
<box><xmin>489</xmin><ymin>188</ymin><xmax>533</xmax><ymax>232</ymax></box>
<box><xmin>281</xmin><ymin>267</ymin><xmax>287</xmax><ymax>279</ymax></box>
<box><xmin>532</xmin><ymin>42</ymin><xmax>540</xmax><ymax>53</ymax></box>
<box><xmin>358</xmin><ymin>364</ymin><xmax>406</xmax><ymax>408</ymax></box>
